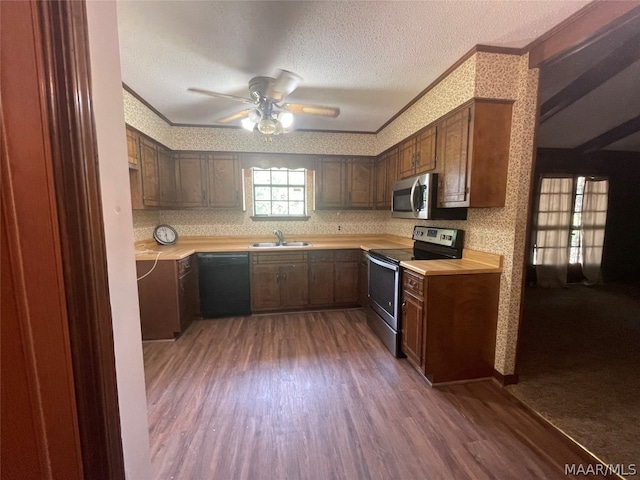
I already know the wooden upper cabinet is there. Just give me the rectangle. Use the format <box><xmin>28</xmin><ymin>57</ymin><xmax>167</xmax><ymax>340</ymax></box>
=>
<box><xmin>315</xmin><ymin>157</ymin><xmax>346</xmax><ymax>209</ymax></box>
<box><xmin>139</xmin><ymin>137</ymin><xmax>161</xmax><ymax>207</ymax></box>
<box><xmin>346</xmin><ymin>158</ymin><xmax>374</xmax><ymax>208</ymax></box>
<box><xmin>374</xmin><ymin>147</ymin><xmax>398</xmax><ymax>210</ymax></box>
<box><xmin>174</xmin><ymin>153</ymin><xmax>207</xmax><ymax>208</ymax></box>
<box><xmin>398</xmin><ymin>137</ymin><xmax>417</xmax><ymax>179</ymax></box>
<box><xmin>414</xmin><ymin>127</ymin><xmax>437</xmax><ymax>174</ymax></box>
<box><xmin>207</xmin><ymin>153</ymin><xmax>242</xmax><ymax>209</ymax></box>
<box><xmin>437</xmin><ymin>108</ymin><xmax>470</xmax><ymax>205</ymax></box>
<box><xmin>126</xmin><ymin>126</ymin><xmax>140</xmax><ymax>168</ymax></box>
<box><xmin>398</xmin><ymin>125</ymin><xmax>437</xmax><ymax>179</ymax></box>
<box><xmin>437</xmin><ymin>100</ymin><xmax>512</xmax><ymax>208</ymax></box>
<box><xmin>316</xmin><ymin>157</ymin><xmax>374</xmax><ymax>209</ymax></box>
<box><xmin>157</xmin><ymin>145</ymin><xmax>176</xmax><ymax>207</ymax></box>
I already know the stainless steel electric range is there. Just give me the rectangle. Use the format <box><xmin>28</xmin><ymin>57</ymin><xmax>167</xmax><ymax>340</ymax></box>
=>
<box><xmin>365</xmin><ymin>225</ymin><xmax>464</xmax><ymax>356</ymax></box>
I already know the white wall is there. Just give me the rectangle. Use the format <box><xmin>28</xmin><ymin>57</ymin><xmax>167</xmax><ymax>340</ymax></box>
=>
<box><xmin>85</xmin><ymin>2</ymin><xmax>152</xmax><ymax>479</ymax></box>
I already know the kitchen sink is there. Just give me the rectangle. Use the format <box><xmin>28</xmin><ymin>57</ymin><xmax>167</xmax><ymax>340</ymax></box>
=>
<box><xmin>249</xmin><ymin>241</ymin><xmax>312</xmax><ymax>248</ymax></box>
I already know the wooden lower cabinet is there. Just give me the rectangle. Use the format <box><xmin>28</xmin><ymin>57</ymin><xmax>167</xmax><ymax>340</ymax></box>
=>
<box><xmin>251</xmin><ymin>249</ymin><xmax>361</xmax><ymax>312</ymax></box>
<box><xmin>136</xmin><ymin>255</ymin><xmax>199</xmax><ymax>340</ymax></box>
<box><xmin>358</xmin><ymin>251</ymin><xmax>368</xmax><ymax>307</ymax></box>
<box><xmin>334</xmin><ymin>250</ymin><xmax>359</xmax><ymax>304</ymax></box>
<box><xmin>401</xmin><ymin>270</ymin><xmax>424</xmax><ymax>368</ymax></box>
<box><xmin>309</xmin><ymin>251</ymin><xmax>335</xmax><ymax>305</ymax></box>
<box><xmin>250</xmin><ymin>252</ymin><xmax>309</xmax><ymax>312</ymax></box>
<box><xmin>400</xmin><ymin>269</ymin><xmax>500</xmax><ymax>384</ymax></box>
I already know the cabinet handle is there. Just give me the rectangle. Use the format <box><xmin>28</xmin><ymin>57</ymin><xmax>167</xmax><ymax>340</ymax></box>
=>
<box><xmin>409</xmin><ymin>279</ymin><xmax>417</xmax><ymax>288</ymax></box>
<box><xmin>276</xmin><ymin>273</ymin><xmax>280</xmax><ymax>282</ymax></box>
<box><xmin>401</xmin><ymin>301</ymin><xmax>407</xmax><ymax>310</ymax></box>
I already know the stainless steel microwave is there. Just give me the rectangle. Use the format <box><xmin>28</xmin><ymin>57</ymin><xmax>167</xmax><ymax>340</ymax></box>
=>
<box><xmin>391</xmin><ymin>173</ymin><xmax>467</xmax><ymax>220</ymax></box>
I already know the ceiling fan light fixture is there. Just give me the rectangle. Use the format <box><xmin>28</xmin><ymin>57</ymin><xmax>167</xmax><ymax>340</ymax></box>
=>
<box><xmin>248</xmin><ymin>108</ymin><xmax>262</xmax><ymax>123</ymax></box>
<box><xmin>257</xmin><ymin>117</ymin><xmax>277</xmax><ymax>135</ymax></box>
<box><xmin>278</xmin><ymin>111</ymin><xmax>294</xmax><ymax>129</ymax></box>
<box><xmin>241</xmin><ymin>117</ymin><xmax>256</xmax><ymax>131</ymax></box>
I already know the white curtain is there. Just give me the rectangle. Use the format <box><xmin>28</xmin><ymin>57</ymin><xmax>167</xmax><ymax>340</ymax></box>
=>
<box><xmin>534</xmin><ymin>177</ymin><xmax>573</xmax><ymax>288</ymax></box>
<box><xmin>581</xmin><ymin>179</ymin><xmax>608</xmax><ymax>285</ymax></box>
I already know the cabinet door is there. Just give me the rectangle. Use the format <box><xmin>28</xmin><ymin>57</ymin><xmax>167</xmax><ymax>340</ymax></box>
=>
<box><xmin>374</xmin><ymin>153</ymin><xmax>387</xmax><ymax>210</ymax></box>
<box><xmin>139</xmin><ymin>138</ymin><xmax>160</xmax><ymax>206</ymax></box>
<box><xmin>250</xmin><ymin>264</ymin><xmax>281</xmax><ymax>311</ymax></box>
<box><xmin>358</xmin><ymin>252</ymin><xmax>368</xmax><ymax>307</ymax></box>
<box><xmin>437</xmin><ymin>108</ymin><xmax>470</xmax><ymax>205</ymax></box>
<box><xmin>398</xmin><ymin>137</ymin><xmax>416</xmax><ymax>179</ymax></box>
<box><xmin>315</xmin><ymin>157</ymin><xmax>346</xmax><ymax>209</ymax></box>
<box><xmin>385</xmin><ymin>147</ymin><xmax>398</xmax><ymax>209</ymax></box>
<box><xmin>281</xmin><ymin>264</ymin><xmax>309</xmax><ymax>308</ymax></box>
<box><xmin>401</xmin><ymin>290</ymin><xmax>424</xmax><ymax>368</ymax></box>
<box><xmin>334</xmin><ymin>261</ymin><xmax>359</xmax><ymax>304</ymax></box>
<box><xmin>208</xmin><ymin>153</ymin><xmax>241</xmax><ymax>208</ymax></box>
<box><xmin>175</xmin><ymin>153</ymin><xmax>207</xmax><ymax>207</ymax></box>
<box><xmin>158</xmin><ymin>146</ymin><xmax>176</xmax><ymax>207</ymax></box>
<box><xmin>347</xmin><ymin>158</ymin><xmax>374</xmax><ymax>208</ymax></box>
<box><xmin>414</xmin><ymin>126</ymin><xmax>436</xmax><ymax>173</ymax></box>
<box><xmin>126</xmin><ymin>127</ymin><xmax>140</xmax><ymax>168</ymax></box>
<box><xmin>309</xmin><ymin>262</ymin><xmax>334</xmax><ymax>305</ymax></box>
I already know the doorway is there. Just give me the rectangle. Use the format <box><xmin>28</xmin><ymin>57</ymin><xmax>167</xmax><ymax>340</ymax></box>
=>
<box><xmin>510</xmin><ymin>14</ymin><xmax>640</xmax><ymax>469</ymax></box>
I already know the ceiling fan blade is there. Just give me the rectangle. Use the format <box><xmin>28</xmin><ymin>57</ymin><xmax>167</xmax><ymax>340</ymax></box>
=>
<box><xmin>216</xmin><ymin>109</ymin><xmax>250</xmax><ymax>124</ymax></box>
<box><xmin>188</xmin><ymin>87</ymin><xmax>255</xmax><ymax>104</ymax></box>
<box><xmin>282</xmin><ymin>103</ymin><xmax>340</xmax><ymax>118</ymax></box>
<box><xmin>266</xmin><ymin>70</ymin><xmax>302</xmax><ymax>102</ymax></box>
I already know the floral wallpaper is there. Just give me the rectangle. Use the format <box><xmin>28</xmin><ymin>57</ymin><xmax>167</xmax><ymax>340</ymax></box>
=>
<box><xmin>125</xmin><ymin>51</ymin><xmax>540</xmax><ymax>376</ymax></box>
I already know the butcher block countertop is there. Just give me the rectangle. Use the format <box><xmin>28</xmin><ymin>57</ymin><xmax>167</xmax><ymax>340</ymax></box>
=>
<box><xmin>401</xmin><ymin>249</ymin><xmax>503</xmax><ymax>276</ymax></box>
<box><xmin>135</xmin><ymin>235</ymin><xmax>502</xmax><ymax>276</ymax></box>
<box><xmin>134</xmin><ymin>234</ymin><xmax>413</xmax><ymax>261</ymax></box>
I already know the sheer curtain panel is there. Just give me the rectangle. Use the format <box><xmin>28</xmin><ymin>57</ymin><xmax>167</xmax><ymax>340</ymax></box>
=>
<box><xmin>581</xmin><ymin>179</ymin><xmax>608</xmax><ymax>285</ymax></box>
<box><xmin>534</xmin><ymin>177</ymin><xmax>573</xmax><ymax>287</ymax></box>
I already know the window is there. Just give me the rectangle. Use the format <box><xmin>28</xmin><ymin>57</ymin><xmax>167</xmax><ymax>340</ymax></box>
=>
<box><xmin>569</xmin><ymin>176</ymin><xmax>586</xmax><ymax>264</ymax></box>
<box><xmin>532</xmin><ymin>175</ymin><xmax>608</xmax><ymax>276</ymax></box>
<box><xmin>252</xmin><ymin>168</ymin><xmax>306</xmax><ymax>217</ymax></box>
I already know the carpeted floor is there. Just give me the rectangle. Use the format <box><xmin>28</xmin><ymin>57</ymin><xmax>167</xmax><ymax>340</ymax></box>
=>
<box><xmin>507</xmin><ymin>282</ymin><xmax>640</xmax><ymax>474</ymax></box>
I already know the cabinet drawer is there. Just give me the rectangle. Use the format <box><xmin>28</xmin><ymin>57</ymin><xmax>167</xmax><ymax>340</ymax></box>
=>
<box><xmin>252</xmin><ymin>252</ymin><xmax>308</xmax><ymax>265</ymax></box>
<box><xmin>403</xmin><ymin>270</ymin><xmax>424</xmax><ymax>296</ymax></box>
<box><xmin>334</xmin><ymin>250</ymin><xmax>360</xmax><ymax>262</ymax></box>
<box><xmin>309</xmin><ymin>250</ymin><xmax>334</xmax><ymax>263</ymax></box>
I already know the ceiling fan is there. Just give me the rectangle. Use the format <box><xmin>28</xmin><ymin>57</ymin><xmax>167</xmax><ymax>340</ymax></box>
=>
<box><xmin>188</xmin><ymin>70</ymin><xmax>340</xmax><ymax>135</ymax></box>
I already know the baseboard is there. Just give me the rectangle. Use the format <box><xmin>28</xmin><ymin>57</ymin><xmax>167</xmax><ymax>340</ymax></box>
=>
<box><xmin>493</xmin><ymin>369</ymin><xmax>519</xmax><ymax>386</ymax></box>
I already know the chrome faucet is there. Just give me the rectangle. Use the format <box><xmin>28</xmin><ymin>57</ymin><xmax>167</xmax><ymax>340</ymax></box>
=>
<box><xmin>272</xmin><ymin>229</ymin><xmax>285</xmax><ymax>246</ymax></box>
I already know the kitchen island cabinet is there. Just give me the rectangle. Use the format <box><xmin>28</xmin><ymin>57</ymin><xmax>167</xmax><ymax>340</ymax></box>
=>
<box><xmin>400</xmin><ymin>269</ymin><xmax>500</xmax><ymax>384</ymax></box>
<box><xmin>136</xmin><ymin>254</ymin><xmax>199</xmax><ymax>340</ymax></box>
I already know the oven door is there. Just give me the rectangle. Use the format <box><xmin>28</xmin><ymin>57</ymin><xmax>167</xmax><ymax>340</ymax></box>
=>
<box><xmin>366</xmin><ymin>253</ymin><xmax>400</xmax><ymax>331</ymax></box>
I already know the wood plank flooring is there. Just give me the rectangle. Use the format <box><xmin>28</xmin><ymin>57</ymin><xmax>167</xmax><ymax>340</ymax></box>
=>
<box><xmin>143</xmin><ymin>309</ymin><xmax>604</xmax><ymax>479</ymax></box>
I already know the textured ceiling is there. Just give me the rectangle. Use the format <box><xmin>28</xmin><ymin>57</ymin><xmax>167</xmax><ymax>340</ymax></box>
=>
<box><xmin>116</xmin><ymin>0</ymin><xmax>590</xmax><ymax>133</ymax></box>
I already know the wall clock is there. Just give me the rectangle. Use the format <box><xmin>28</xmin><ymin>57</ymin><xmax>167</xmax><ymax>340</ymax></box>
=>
<box><xmin>153</xmin><ymin>224</ymin><xmax>178</xmax><ymax>246</ymax></box>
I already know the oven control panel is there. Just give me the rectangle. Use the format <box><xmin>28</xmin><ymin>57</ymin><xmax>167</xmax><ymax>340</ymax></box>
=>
<box><xmin>412</xmin><ymin>226</ymin><xmax>462</xmax><ymax>248</ymax></box>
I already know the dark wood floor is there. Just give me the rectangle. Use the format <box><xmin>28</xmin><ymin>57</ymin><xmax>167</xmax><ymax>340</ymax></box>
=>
<box><xmin>143</xmin><ymin>309</ymin><xmax>604</xmax><ymax>479</ymax></box>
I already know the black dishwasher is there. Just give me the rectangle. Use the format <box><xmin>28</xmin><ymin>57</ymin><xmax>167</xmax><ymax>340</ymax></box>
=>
<box><xmin>197</xmin><ymin>252</ymin><xmax>251</xmax><ymax>318</ymax></box>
